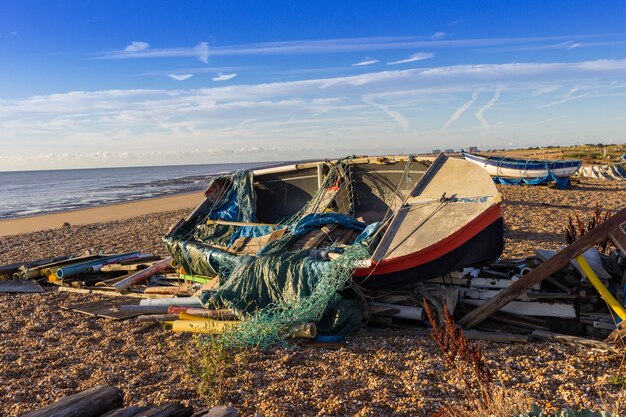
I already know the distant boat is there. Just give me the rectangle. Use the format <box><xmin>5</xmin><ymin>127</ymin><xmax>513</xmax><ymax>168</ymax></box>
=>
<box><xmin>461</xmin><ymin>150</ymin><xmax>582</xmax><ymax>180</ymax></box>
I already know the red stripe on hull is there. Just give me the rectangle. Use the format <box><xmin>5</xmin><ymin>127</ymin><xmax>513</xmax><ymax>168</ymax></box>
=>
<box><xmin>353</xmin><ymin>202</ymin><xmax>503</xmax><ymax>277</ymax></box>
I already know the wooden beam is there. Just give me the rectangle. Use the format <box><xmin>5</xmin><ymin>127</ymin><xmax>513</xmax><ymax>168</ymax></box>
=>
<box><xmin>458</xmin><ymin>206</ymin><xmax>626</xmax><ymax>329</ymax></box>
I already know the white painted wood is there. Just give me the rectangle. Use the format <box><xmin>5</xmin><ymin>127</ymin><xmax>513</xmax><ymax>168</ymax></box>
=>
<box><xmin>462</xmin><ymin>299</ymin><xmax>576</xmax><ymax>318</ymax></box>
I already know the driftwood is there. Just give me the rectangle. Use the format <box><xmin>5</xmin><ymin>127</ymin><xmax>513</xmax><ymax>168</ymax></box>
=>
<box><xmin>23</xmin><ymin>385</ymin><xmax>123</xmax><ymax>417</ymax></box>
<box><xmin>458</xmin><ymin>207</ymin><xmax>626</xmax><ymax>329</ymax></box>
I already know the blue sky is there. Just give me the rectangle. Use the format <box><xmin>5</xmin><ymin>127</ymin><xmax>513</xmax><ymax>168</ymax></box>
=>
<box><xmin>2</xmin><ymin>1</ymin><xmax>626</xmax><ymax>171</ymax></box>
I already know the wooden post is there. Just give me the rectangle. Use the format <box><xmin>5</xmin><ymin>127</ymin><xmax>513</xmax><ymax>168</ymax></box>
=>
<box><xmin>23</xmin><ymin>386</ymin><xmax>123</xmax><ymax>417</ymax></box>
<box><xmin>458</xmin><ymin>206</ymin><xmax>626</xmax><ymax>329</ymax></box>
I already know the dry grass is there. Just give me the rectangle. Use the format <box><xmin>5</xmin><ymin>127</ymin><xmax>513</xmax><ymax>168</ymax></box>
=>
<box><xmin>435</xmin><ymin>385</ymin><xmax>530</xmax><ymax>417</ymax></box>
<box><xmin>424</xmin><ymin>301</ymin><xmax>531</xmax><ymax>417</ymax></box>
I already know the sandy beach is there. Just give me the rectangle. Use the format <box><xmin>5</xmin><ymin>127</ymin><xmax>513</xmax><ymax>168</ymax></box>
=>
<box><xmin>1</xmin><ymin>179</ymin><xmax>626</xmax><ymax>416</ymax></box>
<box><xmin>0</xmin><ymin>191</ymin><xmax>205</xmax><ymax>237</ymax></box>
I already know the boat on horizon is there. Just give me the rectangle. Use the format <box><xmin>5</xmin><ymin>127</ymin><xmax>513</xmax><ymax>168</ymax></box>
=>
<box><xmin>164</xmin><ymin>154</ymin><xmax>504</xmax><ymax>291</ymax></box>
<box><xmin>461</xmin><ymin>150</ymin><xmax>582</xmax><ymax>180</ymax></box>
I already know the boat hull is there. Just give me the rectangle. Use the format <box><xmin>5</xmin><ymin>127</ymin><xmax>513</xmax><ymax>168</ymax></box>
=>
<box><xmin>353</xmin><ymin>203</ymin><xmax>504</xmax><ymax>290</ymax></box>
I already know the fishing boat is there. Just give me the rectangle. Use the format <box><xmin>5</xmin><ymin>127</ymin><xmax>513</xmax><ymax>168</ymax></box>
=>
<box><xmin>164</xmin><ymin>154</ymin><xmax>504</xmax><ymax>291</ymax></box>
<box><xmin>461</xmin><ymin>150</ymin><xmax>582</xmax><ymax>179</ymax></box>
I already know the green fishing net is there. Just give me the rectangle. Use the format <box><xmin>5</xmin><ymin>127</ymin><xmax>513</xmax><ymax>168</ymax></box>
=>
<box><xmin>164</xmin><ymin>161</ymin><xmax>372</xmax><ymax>348</ymax></box>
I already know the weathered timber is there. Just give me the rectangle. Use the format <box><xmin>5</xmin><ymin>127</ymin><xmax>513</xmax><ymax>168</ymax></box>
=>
<box><xmin>0</xmin><ymin>279</ymin><xmax>44</xmax><ymax>293</ymax></box>
<box><xmin>458</xmin><ymin>206</ymin><xmax>626</xmax><ymax>329</ymax></box>
<box><xmin>134</xmin><ymin>403</ymin><xmax>193</xmax><ymax>417</ymax></box>
<box><xmin>193</xmin><ymin>405</ymin><xmax>240</xmax><ymax>417</ymax></box>
<box><xmin>101</xmin><ymin>406</ymin><xmax>154</xmax><ymax>417</ymax></box>
<box><xmin>463</xmin><ymin>330</ymin><xmax>528</xmax><ymax>343</ymax></box>
<box><xmin>23</xmin><ymin>386</ymin><xmax>123</xmax><ymax>417</ymax></box>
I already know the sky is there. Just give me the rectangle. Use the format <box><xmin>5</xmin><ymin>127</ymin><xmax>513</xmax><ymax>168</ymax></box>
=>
<box><xmin>1</xmin><ymin>1</ymin><xmax>626</xmax><ymax>171</ymax></box>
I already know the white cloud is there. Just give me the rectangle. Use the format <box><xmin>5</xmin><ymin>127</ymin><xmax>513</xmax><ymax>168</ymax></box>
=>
<box><xmin>213</xmin><ymin>72</ymin><xmax>237</xmax><ymax>82</ymax></box>
<box><xmin>167</xmin><ymin>74</ymin><xmax>193</xmax><ymax>81</ymax></box>
<box><xmin>353</xmin><ymin>57</ymin><xmax>379</xmax><ymax>66</ymax></box>
<box><xmin>196</xmin><ymin>42</ymin><xmax>210</xmax><ymax>64</ymax></box>
<box><xmin>125</xmin><ymin>41</ymin><xmax>150</xmax><ymax>52</ymax></box>
<box><xmin>431</xmin><ymin>32</ymin><xmax>447</xmax><ymax>40</ymax></box>
<box><xmin>475</xmin><ymin>88</ymin><xmax>502</xmax><ymax>128</ymax></box>
<box><xmin>568</xmin><ymin>42</ymin><xmax>583</xmax><ymax>49</ymax></box>
<box><xmin>442</xmin><ymin>89</ymin><xmax>481</xmax><ymax>129</ymax></box>
<box><xmin>387</xmin><ymin>52</ymin><xmax>434</xmax><ymax>65</ymax></box>
<box><xmin>3</xmin><ymin>57</ymin><xmax>626</xmax><ymax>170</ymax></box>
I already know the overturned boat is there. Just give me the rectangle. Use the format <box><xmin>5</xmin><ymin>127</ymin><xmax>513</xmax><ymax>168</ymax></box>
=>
<box><xmin>461</xmin><ymin>150</ymin><xmax>581</xmax><ymax>188</ymax></box>
<box><xmin>164</xmin><ymin>154</ymin><xmax>504</xmax><ymax>291</ymax></box>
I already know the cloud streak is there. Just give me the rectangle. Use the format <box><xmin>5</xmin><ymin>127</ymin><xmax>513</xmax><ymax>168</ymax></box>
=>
<box><xmin>97</xmin><ymin>42</ymin><xmax>210</xmax><ymax>63</ymax></box>
<box><xmin>353</xmin><ymin>57</ymin><xmax>379</xmax><ymax>66</ymax></box>
<box><xmin>167</xmin><ymin>74</ymin><xmax>193</xmax><ymax>81</ymax></box>
<box><xmin>475</xmin><ymin>89</ymin><xmax>502</xmax><ymax>128</ymax></box>
<box><xmin>442</xmin><ymin>89</ymin><xmax>481</xmax><ymax>130</ymax></box>
<box><xmin>93</xmin><ymin>34</ymin><xmax>608</xmax><ymax>60</ymax></box>
<box><xmin>362</xmin><ymin>96</ymin><xmax>411</xmax><ymax>132</ymax></box>
<box><xmin>537</xmin><ymin>93</ymin><xmax>590</xmax><ymax>109</ymax></box>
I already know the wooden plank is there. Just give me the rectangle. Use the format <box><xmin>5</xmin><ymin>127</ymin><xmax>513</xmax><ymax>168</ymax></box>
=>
<box><xmin>532</xmin><ymin>329</ymin><xmax>616</xmax><ymax>353</ymax></box>
<box><xmin>463</xmin><ymin>330</ymin><xmax>528</xmax><ymax>344</ymax></box>
<box><xmin>57</xmin><ymin>286</ymin><xmax>171</xmax><ymax>299</ymax></box>
<box><xmin>206</xmin><ymin>219</ymin><xmax>275</xmax><ymax>227</ymax></box>
<box><xmin>0</xmin><ymin>279</ymin><xmax>44</xmax><ymax>293</ymax></box>
<box><xmin>23</xmin><ymin>386</ymin><xmax>123</xmax><ymax>417</ymax></box>
<box><xmin>458</xmin><ymin>206</ymin><xmax>626</xmax><ymax>329</ymax></box>
<box><xmin>301</xmin><ymin>186</ymin><xmax>341</xmax><ymax>216</ymax></box>
<box><xmin>64</xmin><ymin>297</ymin><xmax>142</xmax><ymax>320</ymax></box>
<box><xmin>292</xmin><ymin>224</ymin><xmax>339</xmax><ymax>250</ymax></box>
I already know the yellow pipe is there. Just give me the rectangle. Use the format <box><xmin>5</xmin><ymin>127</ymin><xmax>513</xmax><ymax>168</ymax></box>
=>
<box><xmin>576</xmin><ymin>254</ymin><xmax>626</xmax><ymax>321</ymax></box>
<box><xmin>172</xmin><ymin>319</ymin><xmax>236</xmax><ymax>334</ymax></box>
<box><xmin>289</xmin><ymin>323</ymin><xmax>317</xmax><ymax>339</ymax></box>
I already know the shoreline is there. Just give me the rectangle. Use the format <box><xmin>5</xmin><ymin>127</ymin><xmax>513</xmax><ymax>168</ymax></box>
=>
<box><xmin>0</xmin><ymin>191</ymin><xmax>205</xmax><ymax>237</ymax></box>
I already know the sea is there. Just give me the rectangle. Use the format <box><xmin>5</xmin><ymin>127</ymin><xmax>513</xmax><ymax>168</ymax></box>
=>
<box><xmin>0</xmin><ymin>162</ymin><xmax>277</xmax><ymax>220</ymax></box>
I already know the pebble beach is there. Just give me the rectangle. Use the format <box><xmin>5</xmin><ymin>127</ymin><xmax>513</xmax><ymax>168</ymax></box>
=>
<box><xmin>1</xmin><ymin>178</ymin><xmax>626</xmax><ymax>416</ymax></box>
